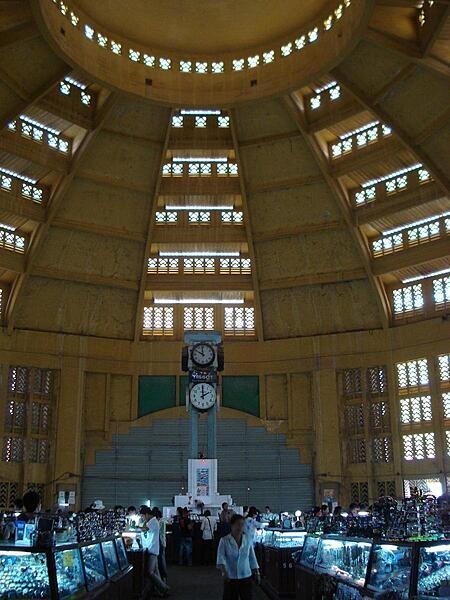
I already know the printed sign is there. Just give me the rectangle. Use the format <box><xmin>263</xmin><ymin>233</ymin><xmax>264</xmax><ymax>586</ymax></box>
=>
<box><xmin>196</xmin><ymin>467</ymin><xmax>210</xmax><ymax>497</ymax></box>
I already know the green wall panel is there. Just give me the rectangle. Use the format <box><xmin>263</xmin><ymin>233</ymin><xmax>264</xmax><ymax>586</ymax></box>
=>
<box><xmin>222</xmin><ymin>376</ymin><xmax>260</xmax><ymax>417</ymax></box>
<box><xmin>138</xmin><ymin>376</ymin><xmax>176</xmax><ymax>417</ymax></box>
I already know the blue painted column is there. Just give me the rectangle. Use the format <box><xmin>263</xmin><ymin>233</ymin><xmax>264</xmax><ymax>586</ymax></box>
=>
<box><xmin>190</xmin><ymin>406</ymin><xmax>199</xmax><ymax>458</ymax></box>
<box><xmin>207</xmin><ymin>403</ymin><xmax>217</xmax><ymax>458</ymax></box>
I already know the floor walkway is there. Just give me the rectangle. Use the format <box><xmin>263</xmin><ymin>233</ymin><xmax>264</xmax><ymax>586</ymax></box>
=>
<box><xmin>164</xmin><ymin>566</ymin><xmax>268</xmax><ymax>600</ymax></box>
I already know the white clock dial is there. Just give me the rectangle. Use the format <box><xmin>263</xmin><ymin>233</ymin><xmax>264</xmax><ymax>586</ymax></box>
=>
<box><xmin>191</xmin><ymin>343</ymin><xmax>215</xmax><ymax>367</ymax></box>
<box><xmin>190</xmin><ymin>383</ymin><xmax>217</xmax><ymax>411</ymax></box>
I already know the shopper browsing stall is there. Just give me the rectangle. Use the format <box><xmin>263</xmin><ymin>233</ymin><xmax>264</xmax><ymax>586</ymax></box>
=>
<box><xmin>217</xmin><ymin>514</ymin><xmax>260</xmax><ymax>600</ymax></box>
<box><xmin>141</xmin><ymin>507</ymin><xmax>170</xmax><ymax>597</ymax></box>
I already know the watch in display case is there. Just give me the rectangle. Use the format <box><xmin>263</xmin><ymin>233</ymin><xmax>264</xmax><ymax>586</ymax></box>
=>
<box><xmin>367</xmin><ymin>542</ymin><xmax>412</xmax><ymax>598</ymax></box>
<box><xmin>54</xmin><ymin>547</ymin><xmax>86</xmax><ymax>599</ymax></box>
<box><xmin>262</xmin><ymin>529</ymin><xmax>307</xmax><ymax>549</ymax></box>
<box><xmin>80</xmin><ymin>543</ymin><xmax>107</xmax><ymax>590</ymax></box>
<box><xmin>335</xmin><ymin>582</ymin><xmax>365</xmax><ymax>600</ymax></box>
<box><xmin>0</xmin><ymin>548</ymin><xmax>50</xmax><ymax>599</ymax></box>
<box><xmin>314</xmin><ymin>537</ymin><xmax>371</xmax><ymax>587</ymax></box>
<box><xmin>417</xmin><ymin>543</ymin><xmax>450</xmax><ymax>598</ymax></box>
<box><xmin>101</xmin><ymin>540</ymin><xmax>120</xmax><ymax>578</ymax></box>
<box><xmin>299</xmin><ymin>534</ymin><xmax>321</xmax><ymax>570</ymax></box>
<box><xmin>115</xmin><ymin>537</ymin><xmax>129</xmax><ymax>570</ymax></box>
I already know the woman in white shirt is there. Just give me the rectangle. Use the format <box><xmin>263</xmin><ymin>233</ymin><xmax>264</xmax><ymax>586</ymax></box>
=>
<box><xmin>217</xmin><ymin>514</ymin><xmax>260</xmax><ymax>600</ymax></box>
<box><xmin>244</xmin><ymin>506</ymin><xmax>259</xmax><ymax>545</ymax></box>
<box><xmin>200</xmin><ymin>509</ymin><xmax>217</xmax><ymax>564</ymax></box>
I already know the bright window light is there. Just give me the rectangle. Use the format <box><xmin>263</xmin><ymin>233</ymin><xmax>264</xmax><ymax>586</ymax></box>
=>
<box><xmin>383</xmin><ymin>212</ymin><xmax>450</xmax><ymax>236</ymax></box>
<box><xmin>64</xmin><ymin>75</ymin><xmax>86</xmax><ymax>90</ymax></box>
<box><xmin>180</xmin><ymin>109</ymin><xmax>221</xmax><ymax>115</ymax></box>
<box><xmin>172</xmin><ymin>157</ymin><xmax>228</xmax><ymax>163</ymax></box>
<box><xmin>165</xmin><ymin>205</ymin><xmax>234</xmax><ymax>211</ymax></box>
<box><xmin>402</xmin><ymin>268</ymin><xmax>450</xmax><ymax>284</ymax></box>
<box><xmin>159</xmin><ymin>251</ymin><xmax>240</xmax><ymax>257</ymax></box>
<box><xmin>0</xmin><ymin>167</ymin><xmax>37</xmax><ymax>184</ymax></box>
<box><xmin>154</xmin><ymin>298</ymin><xmax>244</xmax><ymax>305</ymax></box>
<box><xmin>362</xmin><ymin>164</ymin><xmax>422</xmax><ymax>188</ymax></box>
<box><xmin>314</xmin><ymin>80</ymin><xmax>337</xmax><ymax>94</ymax></box>
<box><xmin>19</xmin><ymin>115</ymin><xmax>60</xmax><ymax>135</ymax></box>
<box><xmin>339</xmin><ymin>121</ymin><xmax>379</xmax><ymax>140</ymax></box>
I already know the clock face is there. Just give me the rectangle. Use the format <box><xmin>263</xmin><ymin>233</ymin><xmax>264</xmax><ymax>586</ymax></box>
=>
<box><xmin>191</xmin><ymin>343</ymin><xmax>215</xmax><ymax>367</ymax></box>
<box><xmin>190</xmin><ymin>383</ymin><xmax>217</xmax><ymax>411</ymax></box>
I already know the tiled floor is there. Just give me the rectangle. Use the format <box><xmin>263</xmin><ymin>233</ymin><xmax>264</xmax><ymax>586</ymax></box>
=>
<box><xmin>163</xmin><ymin>565</ymin><xmax>268</xmax><ymax>600</ymax></box>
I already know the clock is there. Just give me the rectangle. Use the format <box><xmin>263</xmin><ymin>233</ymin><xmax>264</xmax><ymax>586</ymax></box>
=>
<box><xmin>191</xmin><ymin>342</ymin><xmax>215</xmax><ymax>367</ymax></box>
<box><xmin>190</xmin><ymin>383</ymin><xmax>217</xmax><ymax>411</ymax></box>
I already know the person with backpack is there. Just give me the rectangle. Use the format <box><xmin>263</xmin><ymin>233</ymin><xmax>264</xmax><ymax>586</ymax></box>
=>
<box><xmin>200</xmin><ymin>509</ymin><xmax>218</xmax><ymax>564</ymax></box>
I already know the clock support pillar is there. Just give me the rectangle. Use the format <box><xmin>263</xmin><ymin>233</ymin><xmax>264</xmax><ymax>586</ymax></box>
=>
<box><xmin>190</xmin><ymin>405</ymin><xmax>199</xmax><ymax>459</ymax></box>
<box><xmin>207</xmin><ymin>403</ymin><xmax>217</xmax><ymax>458</ymax></box>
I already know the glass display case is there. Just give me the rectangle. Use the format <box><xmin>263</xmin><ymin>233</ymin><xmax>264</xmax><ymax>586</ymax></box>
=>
<box><xmin>54</xmin><ymin>547</ymin><xmax>86</xmax><ymax>599</ymax></box>
<box><xmin>0</xmin><ymin>548</ymin><xmax>51</xmax><ymax>599</ymax></box>
<box><xmin>299</xmin><ymin>534</ymin><xmax>321</xmax><ymax>570</ymax></box>
<box><xmin>262</xmin><ymin>529</ymin><xmax>307</xmax><ymax>548</ymax></box>
<box><xmin>101</xmin><ymin>540</ymin><xmax>120</xmax><ymax>578</ymax></box>
<box><xmin>367</xmin><ymin>542</ymin><xmax>413</xmax><ymax>599</ymax></box>
<box><xmin>315</xmin><ymin>537</ymin><xmax>372</xmax><ymax>587</ymax></box>
<box><xmin>115</xmin><ymin>537</ymin><xmax>129</xmax><ymax>570</ymax></box>
<box><xmin>80</xmin><ymin>542</ymin><xmax>107</xmax><ymax>591</ymax></box>
<box><xmin>0</xmin><ymin>537</ymin><xmax>132</xmax><ymax>599</ymax></box>
<box><xmin>335</xmin><ymin>582</ymin><xmax>365</xmax><ymax>600</ymax></box>
<box><xmin>417</xmin><ymin>543</ymin><xmax>450</xmax><ymax>598</ymax></box>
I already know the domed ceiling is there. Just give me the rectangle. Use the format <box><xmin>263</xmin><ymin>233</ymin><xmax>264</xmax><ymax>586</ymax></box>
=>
<box><xmin>0</xmin><ymin>0</ymin><xmax>448</xmax><ymax>342</ymax></box>
<box><xmin>74</xmin><ymin>0</ymin><xmax>333</xmax><ymax>54</ymax></box>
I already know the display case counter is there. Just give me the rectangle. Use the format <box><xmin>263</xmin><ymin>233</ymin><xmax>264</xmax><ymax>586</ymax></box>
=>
<box><xmin>295</xmin><ymin>535</ymin><xmax>450</xmax><ymax>600</ymax></box>
<box><xmin>0</xmin><ymin>536</ymin><xmax>132</xmax><ymax>600</ymax></box>
<box><xmin>257</xmin><ymin>529</ymin><xmax>307</xmax><ymax>598</ymax></box>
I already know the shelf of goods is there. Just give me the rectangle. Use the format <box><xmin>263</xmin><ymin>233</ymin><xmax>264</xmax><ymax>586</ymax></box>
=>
<box><xmin>295</xmin><ymin>534</ymin><xmax>450</xmax><ymax>600</ymax></box>
<box><xmin>255</xmin><ymin>528</ymin><xmax>307</xmax><ymax>598</ymax></box>
<box><xmin>0</xmin><ymin>535</ymin><xmax>132</xmax><ymax>599</ymax></box>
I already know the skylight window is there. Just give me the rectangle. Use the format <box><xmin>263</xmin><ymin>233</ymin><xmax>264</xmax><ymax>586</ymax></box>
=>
<box><xmin>180</xmin><ymin>61</ymin><xmax>192</xmax><ymax>73</ymax></box>
<box><xmin>211</xmin><ymin>61</ymin><xmax>224</xmax><ymax>73</ymax></box>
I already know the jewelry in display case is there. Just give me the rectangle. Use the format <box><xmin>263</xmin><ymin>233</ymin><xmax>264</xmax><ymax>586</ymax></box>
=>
<box><xmin>80</xmin><ymin>543</ymin><xmax>107</xmax><ymax>590</ymax></box>
<box><xmin>54</xmin><ymin>547</ymin><xmax>86</xmax><ymax>599</ymax></box>
<box><xmin>115</xmin><ymin>537</ymin><xmax>129</xmax><ymax>570</ymax></box>
<box><xmin>299</xmin><ymin>534</ymin><xmax>321</xmax><ymax>570</ymax></box>
<box><xmin>0</xmin><ymin>549</ymin><xmax>50</xmax><ymax>599</ymax></box>
<box><xmin>367</xmin><ymin>543</ymin><xmax>412</xmax><ymax>599</ymax></box>
<box><xmin>314</xmin><ymin>537</ymin><xmax>371</xmax><ymax>587</ymax></box>
<box><xmin>417</xmin><ymin>543</ymin><xmax>450</xmax><ymax>598</ymax></box>
<box><xmin>101</xmin><ymin>540</ymin><xmax>120</xmax><ymax>578</ymax></box>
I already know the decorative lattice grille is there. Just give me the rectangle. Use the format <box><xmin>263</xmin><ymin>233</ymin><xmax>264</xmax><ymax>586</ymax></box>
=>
<box><xmin>1</xmin><ymin>436</ymin><xmax>25</xmax><ymax>462</ymax></box>
<box><xmin>350</xmin><ymin>482</ymin><xmax>369</xmax><ymax>505</ymax></box>
<box><xmin>223</xmin><ymin>307</ymin><xmax>255</xmax><ymax>337</ymax></box>
<box><xmin>183</xmin><ymin>307</ymin><xmax>215</xmax><ymax>331</ymax></box>
<box><xmin>438</xmin><ymin>354</ymin><xmax>450</xmax><ymax>383</ymax></box>
<box><xmin>143</xmin><ymin>306</ymin><xmax>174</xmax><ymax>336</ymax></box>
<box><xmin>344</xmin><ymin>404</ymin><xmax>364</xmax><ymax>435</ymax></box>
<box><xmin>348</xmin><ymin>439</ymin><xmax>366</xmax><ymax>464</ymax></box>
<box><xmin>372</xmin><ymin>436</ymin><xmax>393</xmax><ymax>463</ymax></box>
<box><xmin>2</xmin><ymin>367</ymin><xmax>56</xmax><ymax>465</ymax></box>
<box><xmin>376</xmin><ymin>480</ymin><xmax>396</xmax><ymax>498</ymax></box>
<box><xmin>343</xmin><ymin>368</ymin><xmax>362</xmax><ymax>397</ymax></box>
<box><xmin>400</xmin><ymin>395</ymin><xmax>433</xmax><ymax>424</ymax></box>
<box><xmin>370</xmin><ymin>401</ymin><xmax>391</xmax><ymax>432</ymax></box>
<box><xmin>0</xmin><ymin>481</ymin><xmax>19</xmax><ymax>510</ymax></box>
<box><xmin>402</xmin><ymin>432</ymin><xmax>435</xmax><ymax>460</ymax></box>
<box><xmin>396</xmin><ymin>358</ymin><xmax>429</xmax><ymax>391</ymax></box>
<box><xmin>367</xmin><ymin>366</ymin><xmax>387</xmax><ymax>396</ymax></box>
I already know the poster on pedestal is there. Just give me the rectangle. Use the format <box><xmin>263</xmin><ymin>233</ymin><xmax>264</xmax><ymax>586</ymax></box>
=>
<box><xmin>188</xmin><ymin>458</ymin><xmax>218</xmax><ymax>504</ymax></box>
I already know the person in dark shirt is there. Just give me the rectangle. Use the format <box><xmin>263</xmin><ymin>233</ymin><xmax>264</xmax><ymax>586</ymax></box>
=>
<box><xmin>17</xmin><ymin>491</ymin><xmax>41</xmax><ymax>523</ymax></box>
<box><xmin>179</xmin><ymin>508</ymin><xmax>193</xmax><ymax>566</ymax></box>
